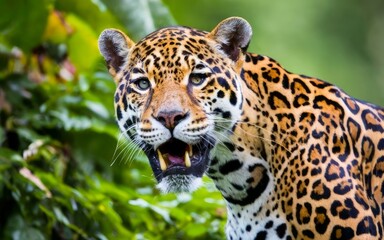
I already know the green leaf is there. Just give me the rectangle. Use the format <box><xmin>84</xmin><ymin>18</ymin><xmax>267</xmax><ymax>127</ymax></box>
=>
<box><xmin>169</xmin><ymin>207</ymin><xmax>190</xmax><ymax>221</ymax></box>
<box><xmin>129</xmin><ymin>198</ymin><xmax>172</xmax><ymax>223</ymax></box>
<box><xmin>0</xmin><ymin>148</ymin><xmax>24</xmax><ymax>171</ymax></box>
<box><xmin>100</xmin><ymin>0</ymin><xmax>176</xmax><ymax>40</ymax></box>
<box><xmin>3</xmin><ymin>215</ymin><xmax>25</xmax><ymax>236</ymax></box>
<box><xmin>50</xmin><ymin>108</ymin><xmax>92</xmax><ymax>131</ymax></box>
<box><xmin>66</xmin><ymin>14</ymin><xmax>100</xmax><ymax>72</ymax></box>
<box><xmin>3</xmin><ymin>215</ymin><xmax>45</xmax><ymax>240</ymax></box>
<box><xmin>185</xmin><ymin>224</ymin><xmax>208</xmax><ymax>238</ymax></box>
<box><xmin>53</xmin><ymin>207</ymin><xmax>69</xmax><ymax>225</ymax></box>
<box><xmin>55</xmin><ymin>0</ymin><xmax>123</xmax><ymax>33</ymax></box>
<box><xmin>147</xmin><ymin>0</ymin><xmax>177</xmax><ymax>29</ymax></box>
<box><xmin>0</xmin><ymin>0</ymin><xmax>52</xmax><ymax>52</ymax></box>
<box><xmin>14</xmin><ymin>227</ymin><xmax>45</xmax><ymax>240</ymax></box>
<box><xmin>84</xmin><ymin>100</ymin><xmax>109</xmax><ymax>119</ymax></box>
<box><xmin>0</xmin><ymin>126</ymin><xmax>4</xmax><ymax>145</ymax></box>
<box><xmin>15</xmin><ymin>128</ymin><xmax>48</xmax><ymax>143</ymax></box>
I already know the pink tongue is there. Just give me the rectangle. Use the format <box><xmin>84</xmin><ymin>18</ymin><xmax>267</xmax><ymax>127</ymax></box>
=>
<box><xmin>168</xmin><ymin>154</ymin><xmax>184</xmax><ymax>165</ymax></box>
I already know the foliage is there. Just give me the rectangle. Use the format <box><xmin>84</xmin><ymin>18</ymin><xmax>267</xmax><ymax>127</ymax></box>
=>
<box><xmin>0</xmin><ymin>0</ymin><xmax>225</xmax><ymax>239</ymax></box>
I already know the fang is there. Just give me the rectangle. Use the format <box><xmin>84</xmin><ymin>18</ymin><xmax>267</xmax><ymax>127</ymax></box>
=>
<box><xmin>188</xmin><ymin>144</ymin><xmax>193</xmax><ymax>156</ymax></box>
<box><xmin>157</xmin><ymin>149</ymin><xmax>167</xmax><ymax>171</ymax></box>
<box><xmin>185</xmin><ymin>151</ymin><xmax>191</xmax><ymax>167</ymax></box>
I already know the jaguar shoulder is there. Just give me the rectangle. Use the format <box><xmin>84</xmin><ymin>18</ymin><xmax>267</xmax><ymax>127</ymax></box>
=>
<box><xmin>98</xmin><ymin>17</ymin><xmax>384</xmax><ymax>239</ymax></box>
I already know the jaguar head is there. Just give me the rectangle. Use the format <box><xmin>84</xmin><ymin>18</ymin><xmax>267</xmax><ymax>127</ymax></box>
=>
<box><xmin>98</xmin><ymin>17</ymin><xmax>252</xmax><ymax>193</ymax></box>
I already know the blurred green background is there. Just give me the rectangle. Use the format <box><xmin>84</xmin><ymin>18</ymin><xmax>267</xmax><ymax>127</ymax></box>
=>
<box><xmin>0</xmin><ymin>0</ymin><xmax>383</xmax><ymax>239</ymax></box>
<box><xmin>165</xmin><ymin>0</ymin><xmax>384</xmax><ymax>105</ymax></box>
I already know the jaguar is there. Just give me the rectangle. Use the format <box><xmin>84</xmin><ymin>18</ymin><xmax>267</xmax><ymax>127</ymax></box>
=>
<box><xmin>98</xmin><ymin>17</ymin><xmax>384</xmax><ymax>239</ymax></box>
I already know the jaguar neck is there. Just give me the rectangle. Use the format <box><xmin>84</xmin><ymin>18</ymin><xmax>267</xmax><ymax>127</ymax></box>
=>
<box><xmin>240</xmin><ymin>52</ymin><xmax>303</xmax><ymax>167</ymax></box>
<box><xmin>207</xmin><ymin>53</ymin><xmax>302</xmax><ymax>209</ymax></box>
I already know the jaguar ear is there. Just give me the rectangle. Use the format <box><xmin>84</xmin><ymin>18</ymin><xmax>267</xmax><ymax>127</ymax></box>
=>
<box><xmin>98</xmin><ymin>29</ymin><xmax>135</xmax><ymax>77</ymax></box>
<box><xmin>208</xmin><ymin>17</ymin><xmax>252</xmax><ymax>62</ymax></box>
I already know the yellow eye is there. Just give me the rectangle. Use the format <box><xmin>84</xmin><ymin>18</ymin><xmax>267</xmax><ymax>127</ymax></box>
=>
<box><xmin>135</xmin><ymin>78</ymin><xmax>150</xmax><ymax>90</ymax></box>
<box><xmin>189</xmin><ymin>74</ymin><xmax>206</xmax><ymax>86</ymax></box>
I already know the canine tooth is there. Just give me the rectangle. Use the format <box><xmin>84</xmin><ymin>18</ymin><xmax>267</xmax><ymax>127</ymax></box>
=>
<box><xmin>188</xmin><ymin>144</ymin><xmax>193</xmax><ymax>156</ymax></box>
<box><xmin>157</xmin><ymin>149</ymin><xmax>167</xmax><ymax>171</ymax></box>
<box><xmin>185</xmin><ymin>150</ymin><xmax>191</xmax><ymax>168</ymax></box>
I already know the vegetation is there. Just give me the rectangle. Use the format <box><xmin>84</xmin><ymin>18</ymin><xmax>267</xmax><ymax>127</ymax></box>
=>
<box><xmin>0</xmin><ymin>0</ymin><xmax>225</xmax><ymax>239</ymax></box>
<box><xmin>0</xmin><ymin>0</ymin><xmax>383</xmax><ymax>239</ymax></box>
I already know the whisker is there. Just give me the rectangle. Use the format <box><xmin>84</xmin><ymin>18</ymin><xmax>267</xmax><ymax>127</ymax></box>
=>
<box><xmin>111</xmin><ymin>133</ymin><xmax>130</xmax><ymax>166</ymax></box>
<box><xmin>210</xmin><ymin>116</ymin><xmax>293</xmax><ymax>155</ymax></box>
<box><xmin>114</xmin><ymin>138</ymin><xmax>138</xmax><ymax>166</ymax></box>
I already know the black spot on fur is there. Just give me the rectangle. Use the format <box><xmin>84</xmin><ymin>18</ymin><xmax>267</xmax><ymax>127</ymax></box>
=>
<box><xmin>302</xmin><ymin>229</ymin><xmax>314</xmax><ymax>239</ymax></box>
<box><xmin>282</xmin><ymin>74</ymin><xmax>289</xmax><ymax>89</ymax></box>
<box><xmin>212</xmin><ymin>66</ymin><xmax>221</xmax><ymax>73</ymax></box>
<box><xmin>361</xmin><ymin>109</ymin><xmax>384</xmax><ymax>133</ymax></box>
<box><xmin>291</xmin><ymin>78</ymin><xmax>311</xmax><ymax>94</ymax></box>
<box><xmin>122</xmin><ymin>95</ymin><xmax>128</xmax><ymax>111</ymax></box>
<box><xmin>245</xmin><ymin>224</ymin><xmax>252</xmax><ymax>232</ymax></box>
<box><xmin>342</xmin><ymin>97</ymin><xmax>360</xmax><ymax>114</ymax></box>
<box><xmin>265</xmin><ymin>221</ymin><xmax>274</xmax><ymax>229</ymax></box>
<box><xmin>330</xmin><ymin>198</ymin><xmax>359</xmax><ymax>219</ymax></box>
<box><xmin>224</xmin><ymin>166</ymin><xmax>270</xmax><ymax>206</ymax></box>
<box><xmin>255</xmin><ymin>231</ymin><xmax>267</xmax><ymax>240</ymax></box>
<box><xmin>223</xmin><ymin>142</ymin><xmax>236</xmax><ymax>151</ymax></box>
<box><xmin>217</xmin><ymin>90</ymin><xmax>225</xmax><ymax>98</ymax></box>
<box><xmin>325</xmin><ymin>159</ymin><xmax>345</xmax><ymax>181</ymax></box>
<box><xmin>230</xmin><ymin>91</ymin><xmax>237</xmax><ymax>105</ymax></box>
<box><xmin>217</xmin><ymin>77</ymin><xmax>230</xmax><ymax>90</ymax></box>
<box><xmin>378</xmin><ymin>138</ymin><xmax>384</xmax><ymax>150</ymax></box>
<box><xmin>357</xmin><ymin>216</ymin><xmax>377</xmax><ymax>236</ymax></box>
<box><xmin>330</xmin><ymin>225</ymin><xmax>355</xmax><ymax>239</ymax></box>
<box><xmin>296</xmin><ymin>203</ymin><xmax>312</xmax><ymax>224</ymax></box>
<box><xmin>268</xmin><ymin>91</ymin><xmax>291</xmax><ymax>110</ymax></box>
<box><xmin>310</xmin><ymin>180</ymin><xmax>330</xmax><ymax>200</ymax></box>
<box><xmin>299</xmin><ymin>112</ymin><xmax>315</xmax><ymax>125</ymax></box>
<box><xmin>313</xmin><ymin>95</ymin><xmax>345</xmax><ymax>120</ymax></box>
<box><xmin>116</xmin><ymin>105</ymin><xmax>122</xmax><ymax>120</ymax></box>
<box><xmin>222</xmin><ymin>111</ymin><xmax>231</xmax><ymax>119</ymax></box>
<box><xmin>296</xmin><ymin>179</ymin><xmax>309</xmax><ymax>199</ymax></box>
<box><xmin>219</xmin><ymin>159</ymin><xmax>243</xmax><ymax>175</ymax></box>
<box><xmin>262</xmin><ymin>68</ymin><xmax>280</xmax><ymax>83</ymax></box>
<box><xmin>374</xmin><ymin>156</ymin><xmax>384</xmax><ymax>177</ymax></box>
<box><xmin>309</xmin><ymin>80</ymin><xmax>331</xmax><ymax>89</ymax></box>
<box><xmin>314</xmin><ymin>207</ymin><xmax>330</xmax><ymax>234</ymax></box>
<box><xmin>333</xmin><ymin>179</ymin><xmax>352</xmax><ymax>195</ymax></box>
<box><xmin>293</xmin><ymin>94</ymin><xmax>310</xmax><ymax>108</ymax></box>
<box><xmin>275</xmin><ymin>223</ymin><xmax>286</xmax><ymax>238</ymax></box>
<box><xmin>291</xmin><ymin>225</ymin><xmax>298</xmax><ymax>239</ymax></box>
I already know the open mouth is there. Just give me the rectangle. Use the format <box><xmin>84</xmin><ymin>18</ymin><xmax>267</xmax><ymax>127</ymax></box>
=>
<box><xmin>157</xmin><ymin>138</ymin><xmax>193</xmax><ymax>171</ymax></box>
<box><xmin>145</xmin><ymin>137</ymin><xmax>214</xmax><ymax>183</ymax></box>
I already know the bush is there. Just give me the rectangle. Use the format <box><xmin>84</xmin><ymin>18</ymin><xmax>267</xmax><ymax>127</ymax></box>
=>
<box><xmin>0</xmin><ymin>0</ymin><xmax>226</xmax><ymax>239</ymax></box>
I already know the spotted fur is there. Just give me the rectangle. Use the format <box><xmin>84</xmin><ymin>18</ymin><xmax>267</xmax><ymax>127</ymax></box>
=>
<box><xmin>99</xmin><ymin>17</ymin><xmax>384</xmax><ymax>239</ymax></box>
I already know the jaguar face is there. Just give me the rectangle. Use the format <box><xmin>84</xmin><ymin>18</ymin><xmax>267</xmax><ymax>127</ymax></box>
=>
<box><xmin>98</xmin><ymin>18</ymin><xmax>252</xmax><ymax>193</ymax></box>
<box><xmin>127</xmin><ymin>53</ymin><xmax>218</xmax><ymax>193</ymax></box>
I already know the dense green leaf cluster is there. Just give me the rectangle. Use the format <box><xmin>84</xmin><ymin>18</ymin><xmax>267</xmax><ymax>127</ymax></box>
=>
<box><xmin>0</xmin><ymin>0</ymin><xmax>225</xmax><ymax>239</ymax></box>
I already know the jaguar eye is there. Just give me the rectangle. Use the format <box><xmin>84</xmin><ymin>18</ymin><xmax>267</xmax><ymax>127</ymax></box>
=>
<box><xmin>135</xmin><ymin>78</ymin><xmax>150</xmax><ymax>90</ymax></box>
<box><xmin>189</xmin><ymin>73</ymin><xmax>207</xmax><ymax>86</ymax></box>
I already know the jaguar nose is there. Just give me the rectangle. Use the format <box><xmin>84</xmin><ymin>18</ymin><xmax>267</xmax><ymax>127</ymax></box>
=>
<box><xmin>154</xmin><ymin>110</ymin><xmax>188</xmax><ymax>130</ymax></box>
